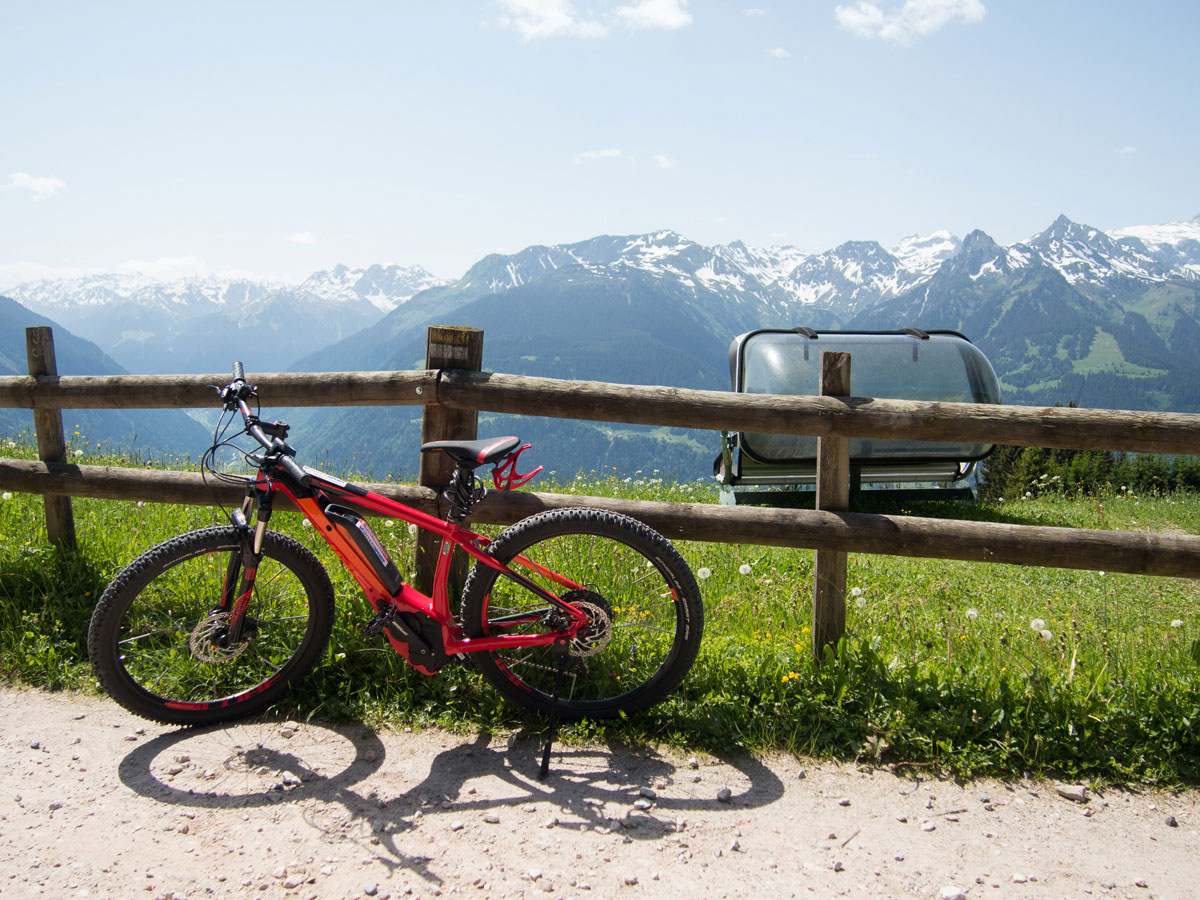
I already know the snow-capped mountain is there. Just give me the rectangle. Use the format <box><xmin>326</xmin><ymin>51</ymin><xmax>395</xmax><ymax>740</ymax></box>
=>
<box><xmin>889</xmin><ymin>230</ymin><xmax>961</xmax><ymax>274</ymax></box>
<box><xmin>6</xmin><ymin>273</ymin><xmax>286</xmax><ymax>313</ymax></box>
<box><xmin>299</xmin><ymin>263</ymin><xmax>445</xmax><ymax>313</ymax></box>
<box><xmin>4</xmin><ymin>263</ymin><xmax>448</xmax><ymax>374</ymax></box>
<box><xmin>1109</xmin><ymin>215</ymin><xmax>1200</xmax><ymax>279</ymax></box>
<box><xmin>1028</xmin><ymin>215</ymin><xmax>1174</xmax><ymax>285</ymax></box>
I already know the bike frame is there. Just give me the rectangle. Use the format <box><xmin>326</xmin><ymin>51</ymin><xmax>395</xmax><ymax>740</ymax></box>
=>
<box><xmin>238</xmin><ymin>462</ymin><xmax>590</xmax><ymax>671</ymax></box>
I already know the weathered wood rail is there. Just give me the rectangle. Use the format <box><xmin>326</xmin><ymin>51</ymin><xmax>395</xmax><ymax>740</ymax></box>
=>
<box><xmin>4</xmin><ymin>325</ymin><xmax>1200</xmax><ymax>658</ymax></box>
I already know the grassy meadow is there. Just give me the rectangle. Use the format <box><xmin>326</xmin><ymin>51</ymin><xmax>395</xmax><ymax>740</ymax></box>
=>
<box><xmin>2</xmin><ymin>435</ymin><xmax>1200</xmax><ymax>785</ymax></box>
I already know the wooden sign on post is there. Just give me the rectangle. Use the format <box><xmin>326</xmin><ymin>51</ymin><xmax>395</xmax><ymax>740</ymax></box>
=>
<box><xmin>812</xmin><ymin>350</ymin><xmax>851</xmax><ymax>659</ymax></box>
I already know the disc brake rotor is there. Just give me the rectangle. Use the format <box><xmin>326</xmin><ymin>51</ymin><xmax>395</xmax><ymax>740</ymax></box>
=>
<box><xmin>561</xmin><ymin>592</ymin><xmax>613</xmax><ymax>658</ymax></box>
<box><xmin>189</xmin><ymin>611</ymin><xmax>252</xmax><ymax>663</ymax></box>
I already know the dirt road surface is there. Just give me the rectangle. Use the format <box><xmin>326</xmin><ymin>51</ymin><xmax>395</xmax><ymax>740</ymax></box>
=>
<box><xmin>1</xmin><ymin>687</ymin><xmax>1197</xmax><ymax>899</ymax></box>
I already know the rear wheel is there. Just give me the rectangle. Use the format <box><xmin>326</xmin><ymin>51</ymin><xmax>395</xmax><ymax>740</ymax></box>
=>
<box><xmin>459</xmin><ymin>507</ymin><xmax>703</xmax><ymax>720</ymax></box>
<box><xmin>88</xmin><ymin>526</ymin><xmax>334</xmax><ymax>726</ymax></box>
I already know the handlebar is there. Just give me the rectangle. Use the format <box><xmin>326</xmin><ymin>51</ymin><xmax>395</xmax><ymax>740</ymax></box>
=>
<box><xmin>222</xmin><ymin>363</ymin><xmax>310</xmax><ymax>488</ymax></box>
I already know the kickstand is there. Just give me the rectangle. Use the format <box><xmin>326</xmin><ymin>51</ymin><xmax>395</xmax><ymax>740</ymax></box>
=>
<box><xmin>539</xmin><ymin>639</ymin><xmax>571</xmax><ymax>781</ymax></box>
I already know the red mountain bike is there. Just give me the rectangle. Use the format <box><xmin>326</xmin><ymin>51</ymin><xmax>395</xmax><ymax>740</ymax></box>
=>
<box><xmin>87</xmin><ymin>364</ymin><xmax>704</xmax><ymax>736</ymax></box>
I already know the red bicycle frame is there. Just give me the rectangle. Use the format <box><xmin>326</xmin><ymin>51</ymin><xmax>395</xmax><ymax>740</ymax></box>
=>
<box><xmin>250</xmin><ymin>464</ymin><xmax>590</xmax><ymax>673</ymax></box>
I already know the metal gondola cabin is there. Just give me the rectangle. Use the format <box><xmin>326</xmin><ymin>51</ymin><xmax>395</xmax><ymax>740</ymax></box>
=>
<box><xmin>715</xmin><ymin>328</ymin><xmax>1003</xmax><ymax>505</ymax></box>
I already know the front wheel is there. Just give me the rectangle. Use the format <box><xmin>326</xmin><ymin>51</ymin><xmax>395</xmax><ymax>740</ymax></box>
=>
<box><xmin>459</xmin><ymin>507</ymin><xmax>703</xmax><ymax>720</ymax></box>
<box><xmin>88</xmin><ymin>526</ymin><xmax>335</xmax><ymax>726</ymax></box>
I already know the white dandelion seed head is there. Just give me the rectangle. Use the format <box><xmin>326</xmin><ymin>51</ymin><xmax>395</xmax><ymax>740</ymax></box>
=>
<box><xmin>1171</xmin><ymin>619</ymin><xmax>1184</xmax><ymax>628</ymax></box>
<box><xmin>850</xmin><ymin>587</ymin><xmax>863</xmax><ymax>597</ymax></box>
<box><xmin>1030</xmin><ymin>618</ymin><xmax>1046</xmax><ymax>631</ymax></box>
<box><xmin>855</xmin><ymin>596</ymin><xmax>867</xmax><ymax>608</ymax></box>
<box><xmin>738</xmin><ymin>563</ymin><xmax>752</xmax><ymax>576</ymax></box>
<box><xmin>1</xmin><ymin>491</ymin><xmax>11</xmax><ymax>500</ymax></box>
<box><xmin>1040</xmin><ymin>629</ymin><xmax>1053</xmax><ymax>641</ymax></box>
<box><xmin>697</xmin><ymin>567</ymin><xmax>712</xmax><ymax>580</ymax></box>
<box><xmin>301</xmin><ymin>519</ymin><xmax>313</xmax><ymax>528</ymax></box>
<box><xmin>966</xmin><ymin>608</ymin><xmax>979</xmax><ymax>619</ymax></box>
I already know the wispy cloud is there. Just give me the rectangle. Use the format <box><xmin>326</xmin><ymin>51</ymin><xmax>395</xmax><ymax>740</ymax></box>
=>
<box><xmin>499</xmin><ymin>0</ymin><xmax>692</xmax><ymax>40</ymax></box>
<box><xmin>744</xmin><ymin>7</ymin><xmax>768</xmax><ymax>16</ymax></box>
<box><xmin>288</xmin><ymin>231</ymin><xmax>318</xmax><ymax>245</ymax></box>
<box><xmin>572</xmin><ymin>148</ymin><xmax>636</xmax><ymax>165</ymax></box>
<box><xmin>652</xmin><ymin>154</ymin><xmax>679</xmax><ymax>169</ymax></box>
<box><xmin>767</xmin><ymin>46</ymin><xmax>789</xmax><ymax>58</ymax></box>
<box><xmin>3</xmin><ymin>172</ymin><xmax>67</xmax><ymax>201</ymax></box>
<box><xmin>498</xmin><ymin>0</ymin><xmax>608</xmax><ymax>40</ymax></box>
<box><xmin>835</xmin><ymin>0</ymin><xmax>985</xmax><ymax>45</ymax></box>
<box><xmin>1115</xmin><ymin>145</ymin><xmax>1137</xmax><ymax>157</ymax></box>
<box><xmin>616</xmin><ymin>0</ymin><xmax>692</xmax><ymax>30</ymax></box>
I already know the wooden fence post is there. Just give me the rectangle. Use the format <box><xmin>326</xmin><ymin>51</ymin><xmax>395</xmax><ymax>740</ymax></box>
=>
<box><xmin>415</xmin><ymin>326</ymin><xmax>485</xmax><ymax>593</ymax></box>
<box><xmin>26</xmin><ymin>327</ymin><xmax>76</xmax><ymax>549</ymax></box>
<box><xmin>812</xmin><ymin>350</ymin><xmax>851</xmax><ymax>659</ymax></box>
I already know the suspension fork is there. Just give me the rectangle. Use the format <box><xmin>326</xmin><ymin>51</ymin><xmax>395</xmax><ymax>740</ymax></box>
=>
<box><xmin>224</xmin><ymin>488</ymin><xmax>272</xmax><ymax>643</ymax></box>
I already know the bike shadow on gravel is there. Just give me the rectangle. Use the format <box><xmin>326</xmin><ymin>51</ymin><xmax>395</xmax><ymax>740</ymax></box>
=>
<box><xmin>118</xmin><ymin>719</ymin><xmax>785</xmax><ymax>883</ymax></box>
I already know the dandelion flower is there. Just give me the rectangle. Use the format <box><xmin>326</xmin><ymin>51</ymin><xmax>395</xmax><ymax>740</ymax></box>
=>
<box><xmin>1</xmin><ymin>492</ymin><xmax>11</xmax><ymax>500</ymax></box>
<box><xmin>301</xmin><ymin>519</ymin><xmax>313</xmax><ymax>528</ymax></box>
<box><xmin>697</xmin><ymin>567</ymin><xmax>711</xmax><ymax>580</ymax></box>
<box><xmin>850</xmin><ymin>587</ymin><xmax>863</xmax><ymax>597</ymax></box>
<box><xmin>855</xmin><ymin>596</ymin><xmax>867</xmax><ymax>609</ymax></box>
<box><xmin>739</xmin><ymin>563</ymin><xmax>752</xmax><ymax>576</ymax></box>
<box><xmin>1030</xmin><ymin>618</ymin><xmax>1046</xmax><ymax>631</ymax></box>
<box><xmin>1040</xmin><ymin>629</ymin><xmax>1053</xmax><ymax>641</ymax></box>
<box><xmin>74</xmin><ymin>449</ymin><xmax>84</xmax><ymax>457</ymax></box>
<box><xmin>966</xmin><ymin>608</ymin><xmax>979</xmax><ymax>619</ymax></box>
<box><xmin>1171</xmin><ymin>619</ymin><xmax>1184</xmax><ymax>628</ymax></box>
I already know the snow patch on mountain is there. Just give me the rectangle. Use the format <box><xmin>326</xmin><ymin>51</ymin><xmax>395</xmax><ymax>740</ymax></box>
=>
<box><xmin>889</xmin><ymin>231</ymin><xmax>960</xmax><ymax>274</ymax></box>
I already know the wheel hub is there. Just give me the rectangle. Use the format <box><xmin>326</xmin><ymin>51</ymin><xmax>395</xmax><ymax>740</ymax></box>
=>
<box><xmin>561</xmin><ymin>590</ymin><xmax>613</xmax><ymax>658</ymax></box>
<box><xmin>189</xmin><ymin>611</ymin><xmax>254</xmax><ymax>662</ymax></box>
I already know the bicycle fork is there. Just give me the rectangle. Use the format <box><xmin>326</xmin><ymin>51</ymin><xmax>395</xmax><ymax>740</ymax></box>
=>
<box><xmin>218</xmin><ymin>491</ymin><xmax>271</xmax><ymax>646</ymax></box>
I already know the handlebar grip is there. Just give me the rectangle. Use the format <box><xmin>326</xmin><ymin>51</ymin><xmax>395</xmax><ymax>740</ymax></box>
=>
<box><xmin>232</xmin><ymin>361</ymin><xmax>245</xmax><ymax>382</ymax></box>
<box><xmin>278</xmin><ymin>453</ymin><xmax>311</xmax><ymax>488</ymax></box>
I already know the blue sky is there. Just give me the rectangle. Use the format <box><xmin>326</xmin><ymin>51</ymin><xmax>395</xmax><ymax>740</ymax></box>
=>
<box><xmin>1</xmin><ymin>1</ymin><xmax>1196</xmax><ymax>286</ymax></box>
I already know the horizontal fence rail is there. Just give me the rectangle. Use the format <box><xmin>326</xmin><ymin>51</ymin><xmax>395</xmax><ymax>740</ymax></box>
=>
<box><xmin>4</xmin><ymin>458</ymin><xmax>1200</xmax><ymax>579</ymax></box>
<box><xmin>4</xmin><ymin>369</ymin><xmax>1200</xmax><ymax>455</ymax></box>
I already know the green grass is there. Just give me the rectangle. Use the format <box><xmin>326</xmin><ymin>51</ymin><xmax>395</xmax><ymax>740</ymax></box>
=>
<box><xmin>3</xmin><ymin>434</ymin><xmax>1200</xmax><ymax>785</ymax></box>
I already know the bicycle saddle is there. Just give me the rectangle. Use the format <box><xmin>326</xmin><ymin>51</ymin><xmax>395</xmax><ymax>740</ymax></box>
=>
<box><xmin>420</xmin><ymin>436</ymin><xmax>521</xmax><ymax>468</ymax></box>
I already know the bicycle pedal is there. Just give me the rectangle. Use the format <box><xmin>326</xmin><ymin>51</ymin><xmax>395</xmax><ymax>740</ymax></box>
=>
<box><xmin>361</xmin><ymin>607</ymin><xmax>398</xmax><ymax>637</ymax></box>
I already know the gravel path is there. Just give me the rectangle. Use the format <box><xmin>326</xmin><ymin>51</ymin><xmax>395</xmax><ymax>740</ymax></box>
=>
<box><xmin>1</xmin><ymin>686</ymin><xmax>1197</xmax><ymax>899</ymax></box>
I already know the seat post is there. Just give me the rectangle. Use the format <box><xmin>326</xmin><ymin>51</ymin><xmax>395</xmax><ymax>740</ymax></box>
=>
<box><xmin>444</xmin><ymin>464</ymin><xmax>484</xmax><ymax>524</ymax></box>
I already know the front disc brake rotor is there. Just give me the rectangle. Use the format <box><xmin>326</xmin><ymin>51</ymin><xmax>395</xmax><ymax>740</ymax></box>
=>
<box><xmin>189</xmin><ymin>611</ymin><xmax>253</xmax><ymax>663</ymax></box>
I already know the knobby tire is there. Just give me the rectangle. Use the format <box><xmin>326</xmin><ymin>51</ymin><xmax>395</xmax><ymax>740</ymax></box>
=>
<box><xmin>459</xmin><ymin>507</ymin><xmax>703</xmax><ymax>720</ymax></box>
<box><xmin>88</xmin><ymin>526</ymin><xmax>335</xmax><ymax>726</ymax></box>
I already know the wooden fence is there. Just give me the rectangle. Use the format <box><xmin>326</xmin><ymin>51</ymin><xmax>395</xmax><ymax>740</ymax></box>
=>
<box><xmin>5</xmin><ymin>325</ymin><xmax>1200</xmax><ymax>658</ymax></box>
